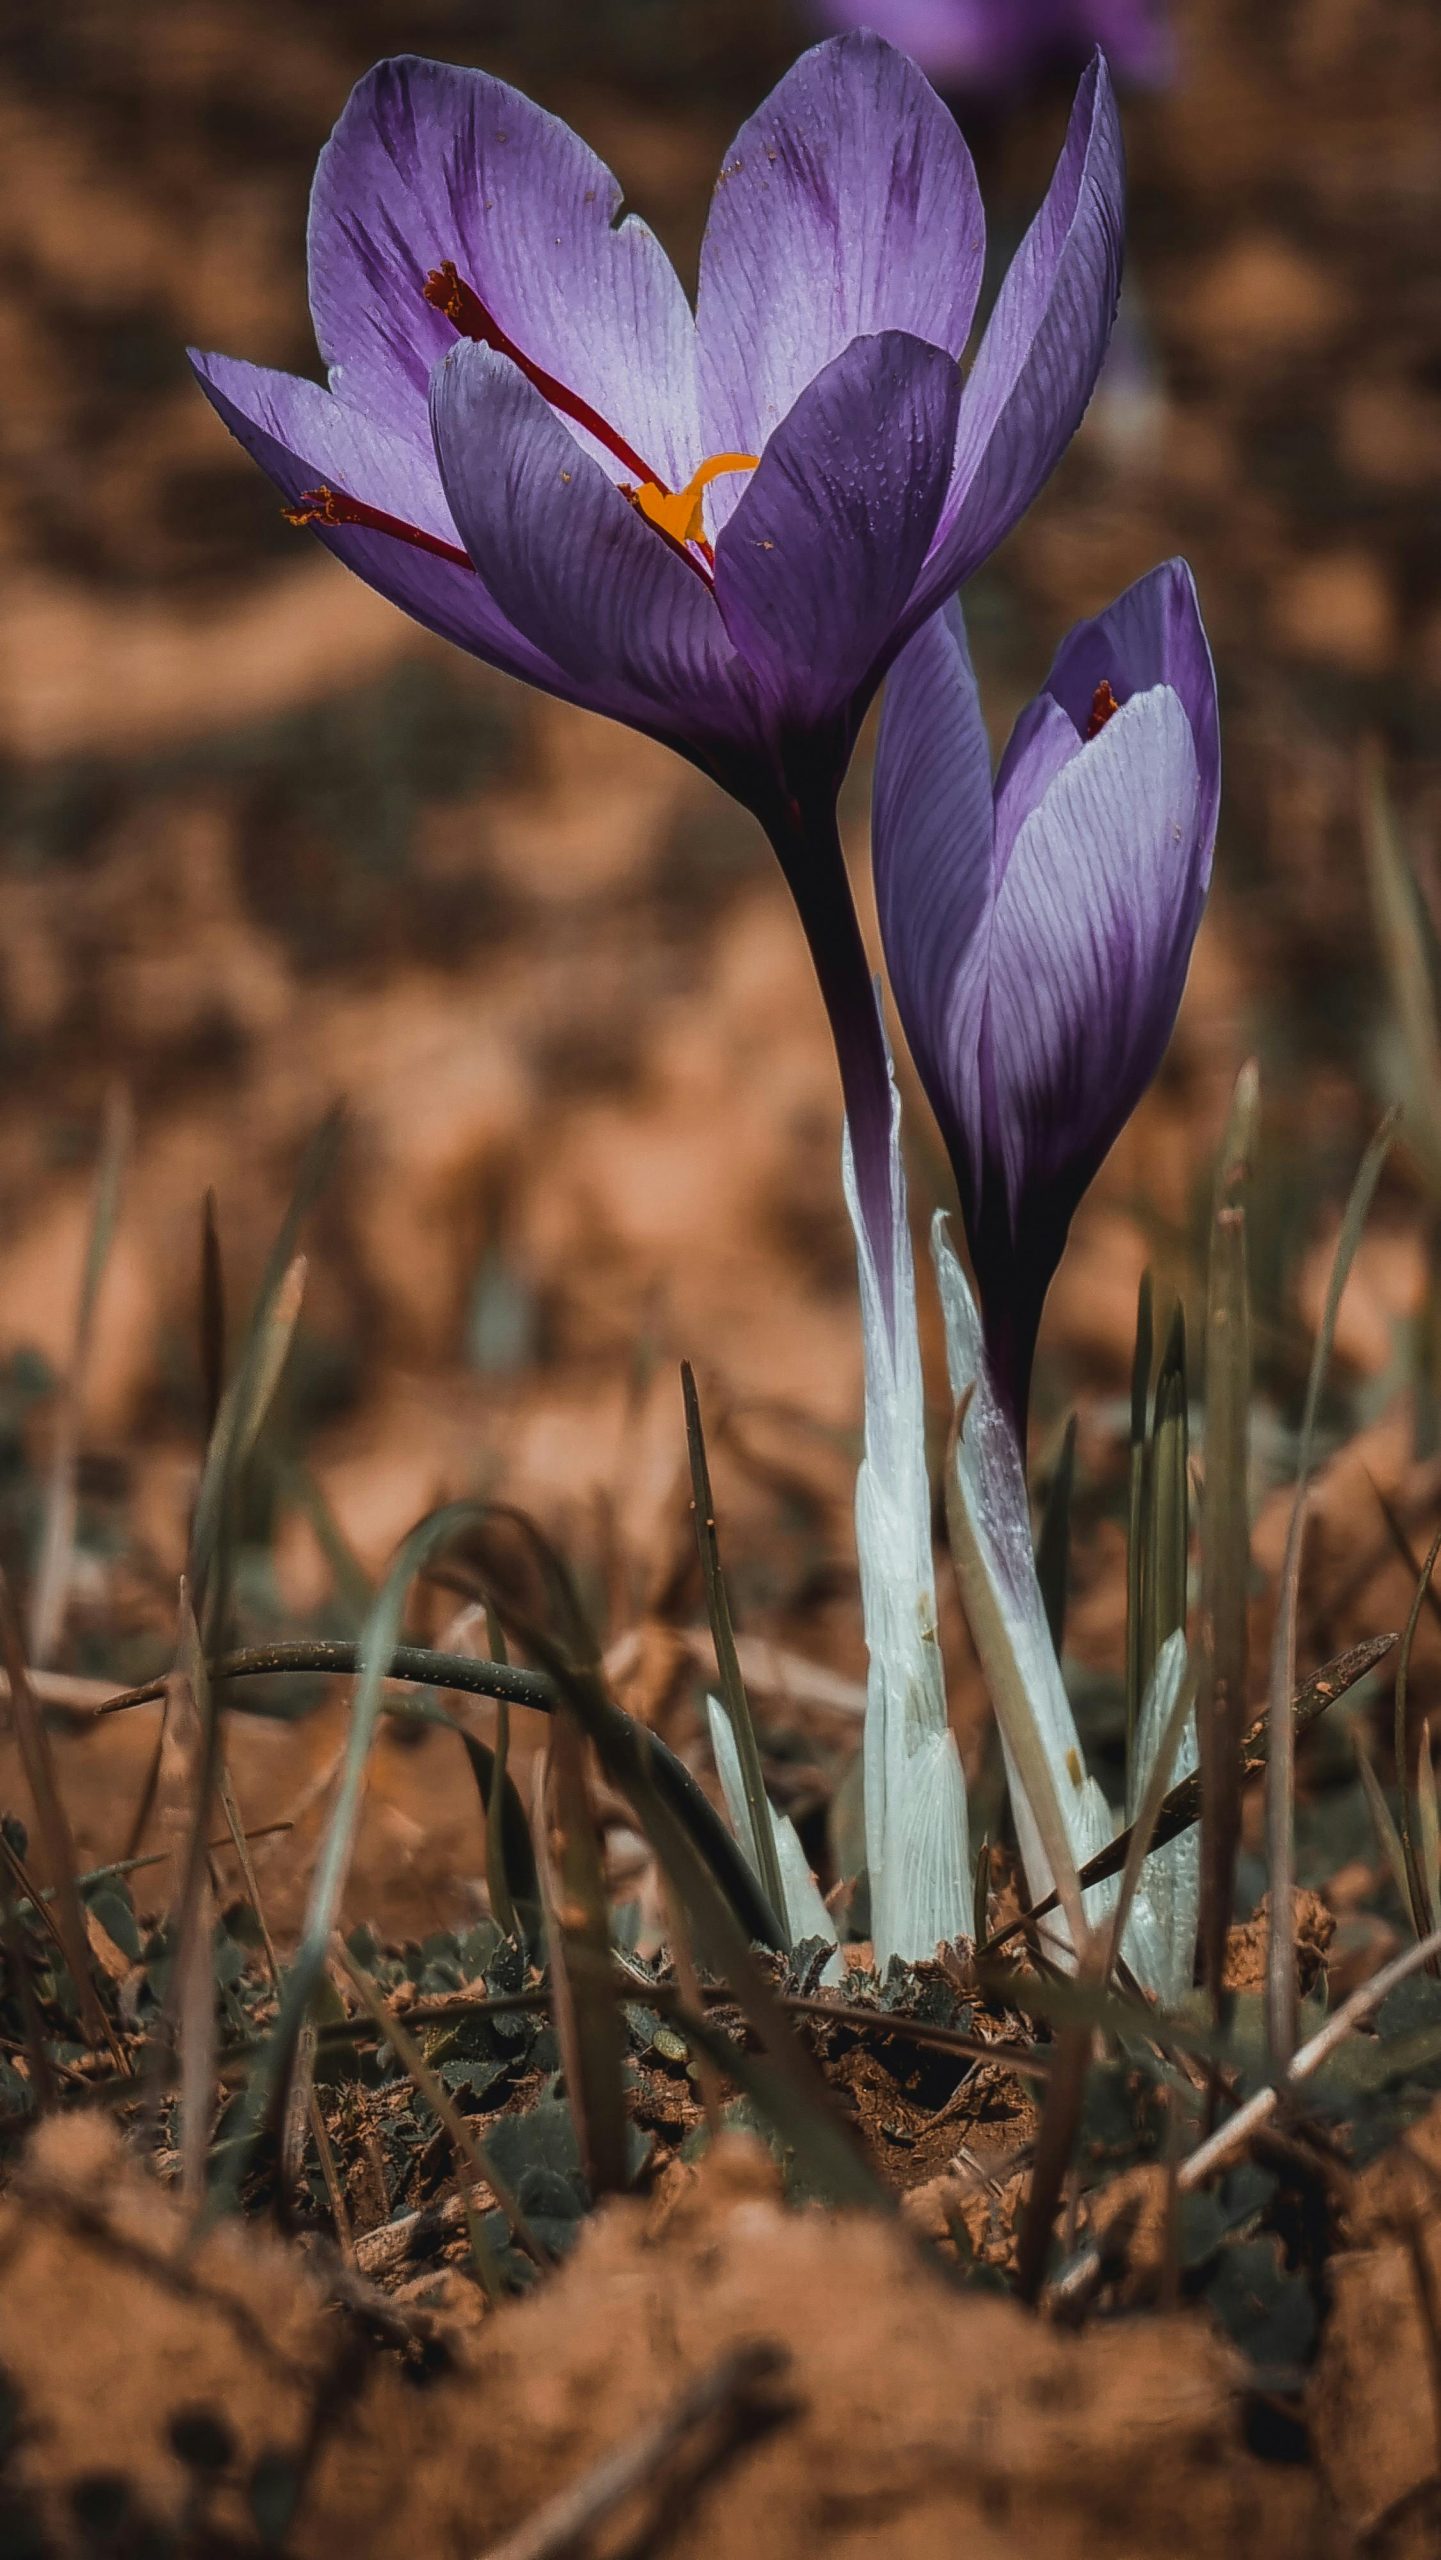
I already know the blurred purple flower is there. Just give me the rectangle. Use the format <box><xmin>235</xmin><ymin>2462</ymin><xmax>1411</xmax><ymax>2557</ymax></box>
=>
<box><xmin>810</xmin><ymin>1</ymin><xmax>1171</xmax><ymax>98</ymax></box>
<box><xmin>874</xmin><ymin>559</ymin><xmax>1218</xmax><ymax>1427</ymax></box>
<box><xmin>189</xmin><ymin>34</ymin><xmax>1122</xmax><ymax>1250</ymax></box>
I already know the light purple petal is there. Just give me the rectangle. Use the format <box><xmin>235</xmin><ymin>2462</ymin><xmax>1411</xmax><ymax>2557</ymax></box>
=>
<box><xmin>992</xmin><ymin>693</ymin><xmax>1084</xmax><ymax>875</ymax></box>
<box><xmin>309</xmin><ymin>54</ymin><xmax>700</xmax><ymax>489</ymax></box>
<box><xmin>1043</xmin><ymin>558</ymin><xmax>1220</xmax><ymax>861</ymax></box>
<box><xmin>983</xmin><ymin>681</ymin><xmax>1207</xmax><ymax>1222</ymax></box>
<box><xmin>713</xmin><ymin>333</ymin><xmax>960</xmax><ymax>739</ymax></box>
<box><xmin>429</xmin><ymin>339</ymin><xmax>750</xmax><ymax>753</ymax></box>
<box><xmin>873</xmin><ymin>597</ymin><xmax>994</xmax><ymax>1222</ymax></box>
<box><xmin>189</xmin><ymin>349</ymin><xmax>565</xmax><ymax>690</ymax></box>
<box><xmin>697</xmin><ymin>33</ymin><xmax>984</xmax><ymax>474</ymax></box>
<box><xmin>907</xmin><ymin>54</ymin><xmax>1123</xmax><ymax>617</ymax></box>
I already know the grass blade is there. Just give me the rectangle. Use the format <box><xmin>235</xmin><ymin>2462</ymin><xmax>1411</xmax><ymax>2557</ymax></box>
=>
<box><xmin>1354</xmin><ymin>1728</ymin><xmax>1415</xmax><ymax>1919</ymax></box>
<box><xmin>330</xmin><ymin>1934</ymin><xmax>546</xmax><ymax>2294</ymax></box>
<box><xmin>1198</xmin><ymin>1061</ymin><xmax>1258</xmax><ymax>2035</ymax></box>
<box><xmin>1144</xmin><ymin>1305</ymin><xmax>1189</xmax><ymax>1685</ymax></box>
<box><xmin>0</xmin><ymin>1835</ymin><xmax>57</xmax><ymax>2111</ymax></box>
<box><xmin>942</xmin><ymin>1390</ymin><xmax>1089</xmax><ymax>1955</ymax></box>
<box><xmin>1014</xmin><ymin>2021</ymin><xmax>1092</xmax><ymax>2305</ymax></box>
<box><xmin>1265</xmin><ymin>1111</ymin><xmax>1396</xmax><ymax>2065</ymax></box>
<box><xmin>30</xmin><ymin>1087</ymin><xmax>131</xmax><ymax>1667</ymax></box>
<box><xmin>0</xmin><ymin>1570</ymin><xmax>119</xmax><ymax>2063</ymax></box>
<box><xmin>97</xmin><ymin>1635</ymin><xmax>785</xmax><ymax>1954</ymax></box>
<box><xmin>480</xmin><ymin>1509</ymin><xmax>887</xmax><ymax>2211</ymax></box>
<box><xmin>167</xmin><ymin>1593</ymin><xmax>217</xmax><ymax>2210</ymax></box>
<box><xmin>539</xmin><ymin>1702</ymin><xmax>630</xmax><ymax>2199</ymax></box>
<box><xmin>1361</xmin><ymin>739</ymin><xmax>1441</xmax><ymax>1194</ymax></box>
<box><xmin>680</xmin><ymin>1361</ymin><xmax>788</xmax><ymax>1936</ymax></box>
<box><xmin>1420</xmin><ymin>1722</ymin><xmax>1441</xmax><ymax>1935</ymax></box>
<box><xmin>1395</xmin><ymin>1521</ymin><xmax>1441</xmax><ymax>1943</ymax></box>
<box><xmin>1126</xmin><ymin>1271</ymin><xmax>1155</xmax><ymax>1756</ymax></box>
<box><xmin>1105</xmin><ymin>1641</ymin><xmax>1197</xmax><ymax>1986</ymax></box>
<box><xmin>211</xmin><ymin>1497</ymin><xmax>497</xmax><ymax>2215</ymax></box>
<box><xmin>189</xmin><ymin>1105</ymin><xmax>342</xmax><ymax>1636</ymax></box>
<box><xmin>199</xmin><ymin>1187</ymin><xmax>226</xmax><ymax>1451</ymax></box>
<box><xmin>1036</xmin><ymin>1413</ymin><xmax>1078</xmax><ymax>1658</ymax></box>
<box><xmin>986</xmin><ymin>1633</ymin><xmax>1393</xmax><ymax>1949</ymax></box>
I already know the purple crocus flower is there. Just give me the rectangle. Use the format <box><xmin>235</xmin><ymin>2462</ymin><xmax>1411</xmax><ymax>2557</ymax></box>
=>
<box><xmin>874</xmin><ymin>559</ymin><xmax>1219</xmax><ymax>1428</ymax></box>
<box><xmin>810</xmin><ymin>1</ymin><xmax>1171</xmax><ymax>99</ymax></box>
<box><xmin>189</xmin><ymin>34</ymin><xmax>1122</xmax><ymax>1250</ymax></box>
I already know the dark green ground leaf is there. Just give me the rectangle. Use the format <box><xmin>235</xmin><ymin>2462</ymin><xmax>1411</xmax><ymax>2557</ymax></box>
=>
<box><xmin>1202</xmin><ymin>2233</ymin><xmax>1319</xmax><ymax>2372</ymax></box>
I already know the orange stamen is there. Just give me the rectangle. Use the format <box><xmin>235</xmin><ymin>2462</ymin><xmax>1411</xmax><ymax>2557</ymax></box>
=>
<box><xmin>1085</xmin><ymin>678</ymin><xmax>1121</xmax><ymax>739</ymax></box>
<box><xmin>632</xmin><ymin>452</ymin><xmax>759</xmax><ymax>550</ymax></box>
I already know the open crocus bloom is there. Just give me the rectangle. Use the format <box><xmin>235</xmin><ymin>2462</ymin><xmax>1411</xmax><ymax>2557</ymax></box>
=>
<box><xmin>874</xmin><ymin>559</ymin><xmax>1219</xmax><ymax>1431</ymax></box>
<box><xmin>190</xmin><ymin>33</ymin><xmax>1122</xmax><ymax>1239</ymax></box>
<box><xmin>810</xmin><ymin>0</ymin><xmax>1171</xmax><ymax>99</ymax></box>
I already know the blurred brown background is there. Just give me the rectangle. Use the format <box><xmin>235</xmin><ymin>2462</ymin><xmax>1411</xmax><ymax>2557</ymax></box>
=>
<box><xmin>0</xmin><ymin>0</ymin><xmax>1436</xmax><ymax>1920</ymax></box>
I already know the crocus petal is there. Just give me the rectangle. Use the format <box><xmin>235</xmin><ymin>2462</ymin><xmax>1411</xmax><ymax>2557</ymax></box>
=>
<box><xmin>189</xmin><ymin>349</ymin><xmax>565</xmax><ymax>691</ymax></box>
<box><xmin>933</xmin><ymin>1220</ymin><xmax>1094</xmax><ymax>1958</ymax></box>
<box><xmin>706</xmin><ymin>1698</ymin><xmax>842</xmax><ymax>1977</ymax></box>
<box><xmin>991</xmin><ymin>693</ymin><xmax>1084</xmax><ymax>870</ymax></box>
<box><xmin>430</xmin><ymin>340</ymin><xmax>749</xmax><ymax>752</ymax></box>
<box><xmin>713</xmin><ymin>333</ymin><xmax>961</xmax><ymax>739</ymax></box>
<box><xmin>984</xmin><ymin>681</ymin><xmax>1205</xmax><ymax>1223</ymax></box>
<box><xmin>1043</xmin><ymin>558</ymin><xmax>1221</xmax><ymax>858</ymax></box>
<box><xmin>309</xmin><ymin>54</ymin><xmax>700</xmax><ymax>487</ymax></box>
<box><xmin>1124</xmin><ymin>1631</ymin><xmax>1200</xmax><ymax>2007</ymax></box>
<box><xmin>697</xmin><ymin>32</ymin><xmax>985</xmax><ymax>473</ymax></box>
<box><xmin>873</xmin><ymin>598</ymin><xmax>994</xmax><ymax>1227</ymax></box>
<box><xmin>848</xmin><ymin>1056</ymin><xmax>972</xmax><ymax>1969</ymax></box>
<box><xmin>909</xmin><ymin>54</ymin><xmax>1123</xmax><ymax>617</ymax></box>
<box><xmin>886</xmin><ymin>1727</ymin><xmax>974</xmax><ymax>1963</ymax></box>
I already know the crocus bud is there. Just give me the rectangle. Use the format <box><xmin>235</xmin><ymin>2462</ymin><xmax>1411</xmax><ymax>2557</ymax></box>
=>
<box><xmin>874</xmin><ymin>559</ymin><xmax>1219</xmax><ymax>1434</ymax></box>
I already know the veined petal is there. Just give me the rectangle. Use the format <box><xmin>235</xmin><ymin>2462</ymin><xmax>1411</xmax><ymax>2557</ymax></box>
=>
<box><xmin>430</xmin><ymin>340</ymin><xmax>749</xmax><ymax>752</ymax></box>
<box><xmin>1043</xmin><ymin>559</ymin><xmax>1220</xmax><ymax>858</ymax></box>
<box><xmin>1124</xmin><ymin>1630</ymin><xmax>1200</xmax><ymax>2006</ymax></box>
<box><xmin>983</xmin><ymin>682</ymin><xmax>1206</xmax><ymax>1225</ymax></box>
<box><xmin>992</xmin><ymin>693</ymin><xmax>1083</xmax><ymax>873</ymax></box>
<box><xmin>698</xmin><ymin>32</ymin><xmax>984</xmax><ymax>471</ymax></box>
<box><xmin>933</xmin><ymin>1221</ymin><xmax>1094</xmax><ymax>1955</ymax></box>
<box><xmin>873</xmin><ymin>597</ymin><xmax>994</xmax><ymax>1232</ymax></box>
<box><xmin>705</xmin><ymin>1697</ymin><xmax>842</xmax><ymax>1975</ymax></box>
<box><xmin>885</xmin><ymin>1727</ymin><xmax>974</xmax><ymax>1965</ymax></box>
<box><xmin>847</xmin><ymin>1054</ymin><xmax>971</xmax><ymax>1971</ymax></box>
<box><xmin>309</xmin><ymin>54</ymin><xmax>700</xmax><ymax>487</ymax></box>
<box><xmin>713</xmin><ymin>333</ymin><xmax>960</xmax><ymax>738</ymax></box>
<box><xmin>189</xmin><ymin>349</ymin><xmax>565</xmax><ymax>690</ymax></box>
<box><xmin>909</xmin><ymin>55</ymin><xmax>1123</xmax><ymax>616</ymax></box>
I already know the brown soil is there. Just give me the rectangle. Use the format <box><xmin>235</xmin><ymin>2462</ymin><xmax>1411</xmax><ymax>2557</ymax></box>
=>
<box><xmin>0</xmin><ymin>2118</ymin><xmax>1333</xmax><ymax>2560</ymax></box>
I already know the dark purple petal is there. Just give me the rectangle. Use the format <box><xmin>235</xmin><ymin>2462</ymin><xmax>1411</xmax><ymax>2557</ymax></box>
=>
<box><xmin>1043</xmin><ymin>558</ymin><xmax>1220</xmax><ymax>859</ymax></box>
<box><xmin>983</xmin><ymin>680</ymin><xmax>1207</xmax><ymax>1225</ymax></box>
<box><xmin>429</xmin><ymin>339</ymin><xmax>750</xmax><ymax>753</ymax></box>
<box><xmin>872</xmin><ymin>597</ymin><xmax>994</xmax><ymax>1228</ymax></box>
<box><xmin>906</xmin><ymin>55</ymin><xmax>1123</xmax><ymax>618</ymax></box>
<box><xmin>712</xmin><ymin>333</ymin><xmax>960</xmax><ymax>737</ymax></box>
<box><xmin>697</xmin><ymin>33</ymin><xmax>984</xmax><ymax>479</ymax></box>
<box><xmin>189</xmin><ymin>349</ymin><xmax>564</xmax><ymax>688</ymax></box>
<box><xmin>308</xmin><ymin>55</ymin><xmax>700</xmax><ymax>488</ymax></box>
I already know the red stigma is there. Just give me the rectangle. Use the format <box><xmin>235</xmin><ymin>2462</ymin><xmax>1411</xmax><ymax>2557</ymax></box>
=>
<box><xmin>1085</xmin><ymin>678</ymin><xmax>1121</xmax><ymax>740</ymax></box>
<box><xmin>424</xmin><ymin>261</ymin><xmax>658</xmax><ymax>491</ymax></box>
<box><xmin>283</xmin><ymin>485</ymin><xmax>473</xmax><ymax>571</ymax></box>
